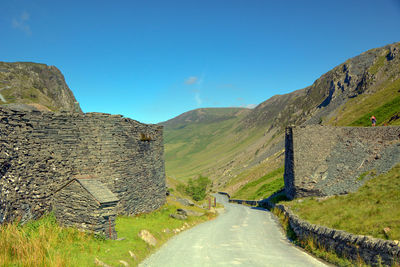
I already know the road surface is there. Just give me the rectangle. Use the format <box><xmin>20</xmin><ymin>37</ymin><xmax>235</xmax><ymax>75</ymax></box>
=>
<box><xmin>140</xmin><ymin>194</ymin><xmax>328</xmax><ymax>267</ymax></box>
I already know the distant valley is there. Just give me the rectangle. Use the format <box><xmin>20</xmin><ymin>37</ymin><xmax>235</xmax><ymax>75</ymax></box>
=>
<box><xmin>161</xmin><ymin>41</ymin><xmax>400</xmax><ymax>197</ymax></box>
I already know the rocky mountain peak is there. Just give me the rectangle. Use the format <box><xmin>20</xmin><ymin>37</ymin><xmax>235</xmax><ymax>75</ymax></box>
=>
<box><xmin>0</xmin><ymin>61</ymin><xmax>81</xmax><ymax>112</ymax></box>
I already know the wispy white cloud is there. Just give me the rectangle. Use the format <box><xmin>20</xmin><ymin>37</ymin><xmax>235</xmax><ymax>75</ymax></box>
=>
<box><xmin>237</xmin><ymin>97</ymin><xmax>256</xmax><ymax>109</ymax></box>
<box><xmin>195</xmin><ymin>92</ymin><xmax>202</xmax><ymax>106</ymax></box>
<box><xmin>12</xmin><ymin>11</ymin><xmax>32</xmax><ymax>36</ymax></box>
<box><xmin>187</xmin><ymin>72</ymin><xmax>206</xmax><ymax>106</ymax></box>
<box><xmin>185</xmin><ymin>76</ymin><xmax>198</xmax><ymax>85</ymax></box>
<box><xmin>246</xmin><ymin>104</ymin><xmax>257</xmax><ymax>109</ymax></box>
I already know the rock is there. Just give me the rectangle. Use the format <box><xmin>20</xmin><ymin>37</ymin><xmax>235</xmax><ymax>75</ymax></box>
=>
<box><xmin>176</xmin><ymin>197</ymin><xmax>195</xmax><ymax>206</ymax></box>
<box><xmin>383</xmin><ymin>227</ymin><xmax>391</xmax><ymax>236</ymax></box>
<box><xmin>119</xmin><ymin>260</ymin><xmax>129</xmax><ymax>266</ymax></box>
<box><xmin>170</xmin><ymin>213</ymin><xmax>187</xmax><ymax>220</ymax></box>
<box><xmin>94</xmin><ymin>258</ymin><xmax>112</xmax><ymax>267</ymax></box>
<box><xmin>316</xmin><ymin>196</ymin><xmax>332</xmax><ymax>202</ymax></box>
<box><xmin>176</xmin><ymin>208</ymin><xmax>187</xmax><ymax>216</ymax></box>
<box><xmin>138</xmin><ymin>230</ymin><xmax>157</xmax><ymax>246</ymax></box>
<box><xmin>129</xmin><ymin>250</ymin><xmax>137</xmax><ymax>260</ymax></box>
<box><xmin>184</xmin><ymin>209</ymin><xmax>204</xmax><ymax>217</ymax></box>
<box><xmin>162</xmin><ymin>228</ymin><xmax>171</xmax><ymax>234</ymax></box>
<box><xmin>208</xmin><ymin>207</ymin><xmax>216</xmax><ymax>214</ymax></box>
<box><xmin>175</xmin><ymin>208</ymin><xmax>204</xmax><ymax>217</ymax></box>
<box><xmin>116</xmin><ymin>237</ymin><xmax>126</xmax><ymax>241</ymax></box>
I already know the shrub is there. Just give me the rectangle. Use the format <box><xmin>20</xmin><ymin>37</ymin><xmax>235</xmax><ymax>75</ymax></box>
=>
<box><xmin>185</xmin><ymin>175</ymin><xmax>212</xmax><ymax>201</ymax></box>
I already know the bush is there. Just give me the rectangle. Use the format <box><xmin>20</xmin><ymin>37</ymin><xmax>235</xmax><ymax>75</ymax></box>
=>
<box><xmin>185</xmin><ymin>176</ymin><xmax>211</xmax><ymax>201</ymax></box>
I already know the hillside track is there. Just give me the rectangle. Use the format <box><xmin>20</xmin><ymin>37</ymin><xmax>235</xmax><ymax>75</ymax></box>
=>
<box><xmin>140</xmin><ymin>194</ymin><xmax>328</xmax><ymax>267</ymax></box>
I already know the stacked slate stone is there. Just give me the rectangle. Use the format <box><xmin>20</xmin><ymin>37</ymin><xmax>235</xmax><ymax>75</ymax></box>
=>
<box><xmin>53</xmin><ymin>177</ymin><xmax>118</xmax><ymax>239</ymax></box>
<box><xmin>284</xmin><ymin>125</ymin><xmax>400</xmax><ymax>199</ymax></box>
<box><xmin>0</xmin><ymin>106</ymin><xmax>166</xmax><ymax>225</ymax></box>
<box><xmin>274</xmin><ymin>204</ymin><xmax>400</xmax><ymax>267</ymax></box>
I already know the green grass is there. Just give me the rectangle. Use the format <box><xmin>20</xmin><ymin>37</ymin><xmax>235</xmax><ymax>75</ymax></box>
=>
<box><xmin>0</xmin><ymin>198</ymin><xmax>215</xmax><ymax>267</ymax></box>
<box><xmin>232</xmin><ymin>166</ymin><xmax>284</xmax><ymax>200</ymax></box>
<box><xmin>328</xmin><ymin>77</ymin><xmax>400</xmax><ymax>126</ymax></box>
<box><xmin>285</xmin><ymin>163</ymin><xmax>400</xmax><ymax>240</ymax></box>
<box><xmin>368</xmin><ymin>52</ymin><xmax>387</xmax><ymax>75</ymax></box>
<box><xmin>164</xmin><ymin>108</ymin><xmax>265</xmax><ymax>181</ymax></box>
<box><xmin>350</xmin><ymin>95</ymin><xmax>400</xmax><ymax>126</ymax></box>
<box><xmin>356</xmin><ymin>169</ymin><xmax>376</xmax><ymax>181</ymax></box>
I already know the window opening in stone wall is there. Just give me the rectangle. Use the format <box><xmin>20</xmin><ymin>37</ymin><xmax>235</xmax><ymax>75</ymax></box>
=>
<box><xmin>140</xmin><ymin>133</ymin><xmax>153</xmax><ymax>142</ymax></box>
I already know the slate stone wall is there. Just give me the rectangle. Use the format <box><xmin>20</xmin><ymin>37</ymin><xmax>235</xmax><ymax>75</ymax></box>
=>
<box><xmin>0</xmin><ymin>107</ymin><xmax>166</xmax><ymax>224</ymax></box>
<box><xmin>274</xmin><ymin>204</ymin><xmax>400</xmax><ymax>267</ymax></box>
<box><xmin>53</xmin><ymin>180</ymin><xmax>117</xmax><ymax>239</ymax></box>
<box><xmin>284</xmin><ymin>125</ymin><xmax>400</xmax><ymax>199</ymax></box>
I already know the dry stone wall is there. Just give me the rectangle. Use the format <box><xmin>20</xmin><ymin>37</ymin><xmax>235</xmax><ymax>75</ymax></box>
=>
<box><xmin>274</xmin><ymin>204</ymin><xmax>400</xmax><ymax>267</ymax></box>
<box><xmin>284</xmin><ymin>125</ymin><xmax>400</xmax><ymax>199</ymax></box>
<box><xmin>0</xmin><ymin>107</ymin><xmax>165</xmax><ymax>224</ymax></box>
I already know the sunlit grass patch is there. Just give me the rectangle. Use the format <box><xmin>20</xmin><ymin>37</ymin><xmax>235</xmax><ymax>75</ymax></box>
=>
<box><xmin>232</xmin><ymin>166</ymin><xmax>284</xmax><ymax>200</ymax></box>
<box><xmin>350</xmin><ymin>95</ymin><xmax>400</xmax><ymax>126</ymax></box>
<box><xmin>0</xmin><ymin>197</ymin><xmax>215</xmax><ymax>267</ymax></box>
<box><xmin>285</xmin><ymin>164</ymin><xmax>400</xmax><ymax>240</ymax></box>
<box><xmin>328</xmin><ymin>77</ymin><xmax>400</xmax><ymax>126</ymax></box>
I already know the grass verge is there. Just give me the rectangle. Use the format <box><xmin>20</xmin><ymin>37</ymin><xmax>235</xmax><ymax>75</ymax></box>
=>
<box><xmin>0</xmin><ymin>197</ymin><xmax>216</xmax><ymax>267</ymax></box>
<box><xmin>272</xmin><ymin>208</ymin><xmax>368</xmax><ymax>267</ymax></box>
<box><xmin>285</xmin><ymin>163</ymin><xmax>400</xmax><ymax>240</ymax></box>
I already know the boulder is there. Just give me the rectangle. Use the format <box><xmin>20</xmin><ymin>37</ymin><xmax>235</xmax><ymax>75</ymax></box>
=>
<box><xmin>180</xmin><ymin>208</ymin><xmax>204</xmax><ymax>217</ymax></box>
<box><xmin>138</xmin><ymin>229</ymin><xmax>157</xmax><ymax>246</ymax></box>
<box><xmin>170</xmin><ymin>213</ymin><xmax>187</xmax><ymax>220</ymax></box>
<box><xmin>176</xmin><ymin>197</ymin><xmax>195</xmax><ymax>206</ymax></box>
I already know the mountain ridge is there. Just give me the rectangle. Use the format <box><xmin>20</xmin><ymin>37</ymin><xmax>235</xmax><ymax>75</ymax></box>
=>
<box><xmin>0</xmin><ymin>61</ymin><xmax>81</xmax><ymax>112</ymax></box>
<box><xmin>163</xmin><ymin>41</ymin><xmax>400</xmax><ymax>194</ymax></box>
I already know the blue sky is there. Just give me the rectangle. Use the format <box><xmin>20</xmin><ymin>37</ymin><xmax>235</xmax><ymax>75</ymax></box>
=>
<box><xmin>1</xmin><ymin>0</ymin><xmax>399</xmax><ymax>124</ymax></box>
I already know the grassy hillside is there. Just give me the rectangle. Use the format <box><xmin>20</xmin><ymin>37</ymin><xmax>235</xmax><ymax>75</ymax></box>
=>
<box><xmin>284</xmin><ymin>163</ymin><xmax>400</xmax><ymax>240</ymax></box>
<box><xmin>327</xmin><ymin>47</ymin><xmax>400</xmax><ymax>126</ymax></box>
<box><xmin>163</xmin><ymin>42</ymin><xmax>400</xmax><ymax>199</ymax></box>
<box><xmin>162</xmin><ymin>108</ymin><xmax>266</xmax><ymax>181</ymax></box>
<box><xmin>232</xmin><ymin>166</ymin><xmax>284</xmax><ymax>200</ymax></box>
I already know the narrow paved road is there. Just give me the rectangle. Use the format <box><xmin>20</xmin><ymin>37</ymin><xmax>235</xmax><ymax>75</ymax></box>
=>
<box><xmin>140</xmin><ymin>194</ymin><xmax>328</xmax><ymax>267</ymax></box>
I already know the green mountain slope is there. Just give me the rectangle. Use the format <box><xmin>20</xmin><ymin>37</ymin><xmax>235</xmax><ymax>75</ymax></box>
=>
<box><xmin>0</xmin><ymin>62</ymin><xmax>81</xmax><ymax>112</ymax></box>
<box><xmin>163</xmin><ymin>42</ymin><xmax>400</xmax><ymax>197</ymax></box>
<box><xmin>161</xmin><ymin>108</ymin><xmax>258</xmax><ymax>182</ymax></box>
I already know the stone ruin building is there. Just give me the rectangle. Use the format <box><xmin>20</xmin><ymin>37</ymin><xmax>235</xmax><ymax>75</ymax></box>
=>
<box><xmin>53</xmin><ymin>176</ymin><xmax>119</xmax><ymax>239</ymax></box>
<box><xmin>0</xmin><ymin>107</ymin><xmax>166</xmax><ymax>238</ymax></box>
<box><xmin>284</xmin><ymin>125</ymin><xmax>400</xmax><ymax>199</ymax></box>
